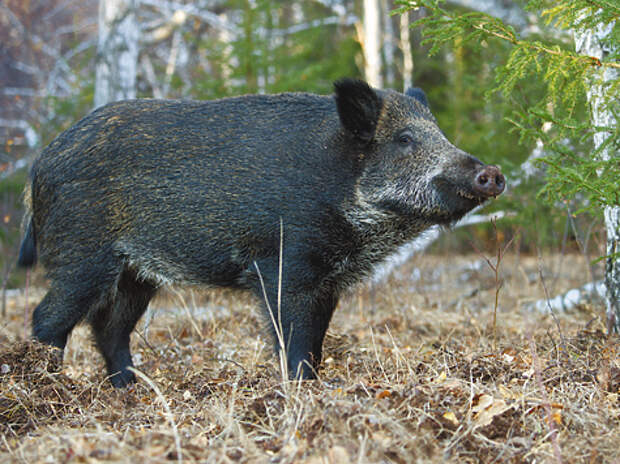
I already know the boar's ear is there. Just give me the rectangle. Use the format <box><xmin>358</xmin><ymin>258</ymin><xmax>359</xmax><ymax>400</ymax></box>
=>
<box><xmin>334</xmin><ymin>78</ymin><xmax>382</xmax><ymax>143</ymax></box>
<box><xmin>406</xmin><ymin>87</ymin><xmax>430</xmax><ymax>108</ymax></box>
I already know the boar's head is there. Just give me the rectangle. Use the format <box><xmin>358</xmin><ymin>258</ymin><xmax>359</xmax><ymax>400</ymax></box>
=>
<box><xmin>335</xmin><ymin>78</ymin><xmax>505</xmax><ymax>226</ymax></box>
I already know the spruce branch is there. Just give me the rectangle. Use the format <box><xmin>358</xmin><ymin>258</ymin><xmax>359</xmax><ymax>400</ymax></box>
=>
<box><xmin>399</xmin><ymin>0</ymin><xmax>620</xmax><ymax>70</ymax></box>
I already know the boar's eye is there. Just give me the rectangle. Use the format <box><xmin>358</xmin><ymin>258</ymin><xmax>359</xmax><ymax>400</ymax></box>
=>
<box><xmin>398</xmin><ymin>132</ymin><xmax>415</xmax><ymax>146</ymax></box>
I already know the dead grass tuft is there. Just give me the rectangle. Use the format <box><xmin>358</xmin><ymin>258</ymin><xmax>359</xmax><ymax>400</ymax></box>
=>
<box><xmin>1</xmin><ymin>340</ymin><xmax>92</xmax><ymax>435</ymax></box>
<box><xmin>0</xmin><ymin>254</ymin><xmax>619</xmax><ymax>463</ymax></box>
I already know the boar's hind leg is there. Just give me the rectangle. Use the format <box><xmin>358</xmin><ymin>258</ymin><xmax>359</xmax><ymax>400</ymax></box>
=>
<box><xmin>32</xmin><ymin>287</ymin><xmax>89</xmax><ymax>350</ymax></box>
<box><xmin>88</xmin><ymin>267</ymin><xmax>156</xmax><ymax>388</ymax></box>
<box><xmin>32</xmin><ymin>261</ymin><xmax>120</xmax><ymax>351</ymax></box>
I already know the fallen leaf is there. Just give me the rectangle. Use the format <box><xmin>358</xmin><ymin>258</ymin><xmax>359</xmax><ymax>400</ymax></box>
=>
<box><xmin>498</xmin><ymin>384</ymin><xmax>520</xmax><ymax>400</ymax></box>
<box><xmin>472</xmin><ymin>394</ymin><xmax>514</xmax><ymax>429</ymax></box>
<box><xmin>472</xmin><ymin>393</ymin><xmax>494</xmax><ymax>413</ymax></box>
<box><xmin>433</xmin><ymin>371</ymin><xmax>447</xmax><ymax>384</ymax></box>
<box><xmin>443</xmin><ymin>411</ymin><xmax>459</xmax><ymax>426</ymax></box>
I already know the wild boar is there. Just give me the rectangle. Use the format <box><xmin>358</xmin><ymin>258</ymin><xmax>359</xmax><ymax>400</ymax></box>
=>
<box><xmin>18</xmin><ymin>79</ymin><xmax>505</xmax><ymax>386</ymax></box>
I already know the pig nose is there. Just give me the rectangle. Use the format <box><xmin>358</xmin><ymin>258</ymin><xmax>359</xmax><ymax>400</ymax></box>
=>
<box><xmin>473</xmin><ymin>165</ymin><xmax>505</xmax><ymax>197</ymax></box>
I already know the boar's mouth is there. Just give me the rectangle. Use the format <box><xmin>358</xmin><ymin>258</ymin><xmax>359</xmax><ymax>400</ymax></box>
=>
<box><xmin>431</xmin><ymin>177</ymin><xmax>493</xmax><ymax>224</ymax></box>
<box><xmin>455</xmin><ymin>189</ymin><xmax>479</xmax><ymax>201</ymax></box>
<box><xmin>430</xmin><ymin>164</ymin><xmax>505</xmax><ymax>224</ymax></box>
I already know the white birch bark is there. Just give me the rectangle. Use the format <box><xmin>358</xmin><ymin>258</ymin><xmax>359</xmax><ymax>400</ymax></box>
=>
<box><xmin>399</xmin><ymin>10</ymin><xmax>414</xmax><ymax>91</ymax></box>
<box><xmin>95</xmin><ymin>0</ymin><xmax>139</xmax><ymax>108</ymax></box>
<box><xmin>574</xmin><ymin>18</ymin><xmax>619</xmax><ymax>333</ymax></box>
<box><xmin>372</xmin><ymin>211</ymin><xmax>509</xmax><ymax>284</ymax></box>
<box><xmin>362</xmin><ymin>0</ymin><xmax>383</xmax><ymax>88</ymax></box>
<box><xmin>382</xmin><ymin>0</ymin><xmax>395</xmax><ymax>86</ymax></box>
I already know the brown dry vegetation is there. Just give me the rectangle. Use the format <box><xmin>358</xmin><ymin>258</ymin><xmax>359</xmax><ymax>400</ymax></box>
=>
<box><xmin>1</xmin><ymin>253</ymin><xmax>619</xmax><ymax>463</ymax></box>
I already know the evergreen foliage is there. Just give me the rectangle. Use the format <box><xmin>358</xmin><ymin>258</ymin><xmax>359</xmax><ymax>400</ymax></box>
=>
<box><xmin>398</xmin><ymin>0</ymin><xmax>619</xmax><ymax>221</ymax></box>
<box><xmin>179</xmin><ymin>0</ymin><xmax>360</xmax><ymax>99</ymax></box>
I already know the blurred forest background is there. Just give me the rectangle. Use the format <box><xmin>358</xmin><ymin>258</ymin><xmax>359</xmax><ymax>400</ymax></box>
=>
<box><xmin>0</xmin><ymin>0</ymin><xmax>617</xmax><ymax>316</ymax></box>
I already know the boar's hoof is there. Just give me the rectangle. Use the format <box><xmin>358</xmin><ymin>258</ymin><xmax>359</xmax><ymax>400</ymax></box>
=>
<box><xmin>473</xmin><ymin>165</ymin><xmax>505</xmax><ymax>198</ymax></box>
<box><xmin>289</xmin><ymin>358</ymin><xmax>319</xmax><ymax>381</ymax></box>
<box><xmin>108</xmin><ymin>368</ymin><xmax>136</xmax><ymax>388</ymax></box>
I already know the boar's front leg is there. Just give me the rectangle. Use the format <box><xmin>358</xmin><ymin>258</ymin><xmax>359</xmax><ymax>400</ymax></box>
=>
<box><xmin>251</xmin><ymin>258</ymin><xmax>338</xmax><ymax>380</ymax></box>
<box><xmin>282</xmin><ymin>290</ymin><xmax>338</xmax><ymax>380</ymax></box>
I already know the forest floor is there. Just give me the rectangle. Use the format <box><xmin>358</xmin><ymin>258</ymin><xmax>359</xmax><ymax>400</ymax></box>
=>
<box><xmin>0</xmin><ymin>252</ymin><xmax>618</xmax><ymax>463</ymax></box>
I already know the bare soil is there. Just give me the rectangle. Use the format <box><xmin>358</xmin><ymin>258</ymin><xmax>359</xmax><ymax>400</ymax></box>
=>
<box><xmin>1</xmin><ymin>253</ymin><xmax>618</xmax><ymax>463</ymax></box>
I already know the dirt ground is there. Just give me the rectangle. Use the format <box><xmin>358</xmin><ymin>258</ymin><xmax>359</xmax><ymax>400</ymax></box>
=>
<box><xmin>1</xmin><ymin>252</ymin><xmax>618</xmax><ymax>463</ymax></box>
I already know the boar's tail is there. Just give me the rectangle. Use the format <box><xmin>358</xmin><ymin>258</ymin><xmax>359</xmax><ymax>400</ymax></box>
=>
<box><xmin>18</xmin><ymin>219</ymin><xmax>37</xmax><ymax>267</ymax></box>
<box><xmin>17</xmin><ymin>182</ymin><xmax>37</xmax><ymax>267</ymax></box>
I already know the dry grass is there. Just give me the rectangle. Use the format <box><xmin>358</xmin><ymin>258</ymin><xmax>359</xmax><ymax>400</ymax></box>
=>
<box><xmin>1</xmin><ymin>253</ymin><xmax>618</xmax><ymax>463</ymax></box>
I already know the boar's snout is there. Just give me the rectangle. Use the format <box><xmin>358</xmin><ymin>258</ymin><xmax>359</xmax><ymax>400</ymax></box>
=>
<box><xmin>428</xmin><ymin>154</ymin><xmax>506</xmax><ymax>225</ymax></box>
<box><xmin>473</xmin><ymin>165</ymin><xmax>505</xmax><ymax>198</ymax></box>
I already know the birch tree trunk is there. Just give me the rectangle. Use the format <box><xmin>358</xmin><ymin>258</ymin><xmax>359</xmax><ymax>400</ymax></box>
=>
<box><xmin>363</xmin><ymin>0</ymin><xmax>383</xmax><ymax>88</ymax></box>
<box><xmin>574</xmin><ymin>19</ymin><xmax>620</xmax><ymax>334</ymax></box>
<box><xmin>399</xmin><ymin>10</ymin><xmax>413</xmax><ymax>91</ymax></box>
<box><xmin>381</xmin><ymin>0</ymin><xmax>395</xmax><ymax>87</ymax></box>
<box><xmin>95</xmin><ymin>0</ymin><xmax>139</xmax><ymax>108</ymax></box>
